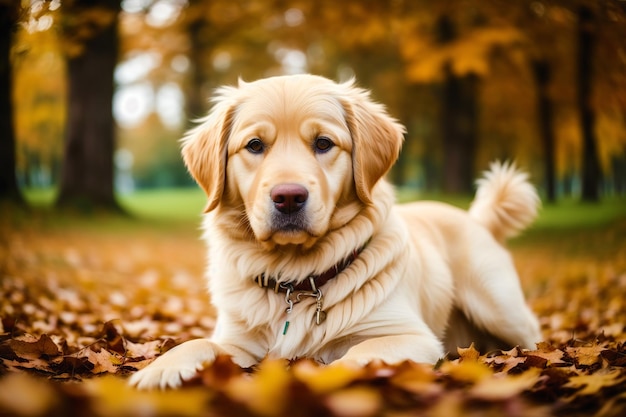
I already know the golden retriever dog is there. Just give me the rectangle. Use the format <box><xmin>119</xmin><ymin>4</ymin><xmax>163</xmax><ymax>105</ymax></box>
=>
<box><xmin>130</xmin><ymin>74</ymin><xmax>542</xmax><ymax>389</ymax></box>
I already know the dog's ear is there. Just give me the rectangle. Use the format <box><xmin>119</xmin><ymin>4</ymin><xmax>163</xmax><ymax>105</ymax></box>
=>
<box><xmin>181</xmin><ymin>88</ymin><xmax>237</xmax><ymax>213</ymax></box>
<box><xmin>340</xmin><ymin>81</ymin><xmax>405</xmax><ymax>205</ymax></box>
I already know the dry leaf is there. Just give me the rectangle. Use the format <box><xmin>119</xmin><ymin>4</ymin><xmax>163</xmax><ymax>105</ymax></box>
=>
<box><xmin>564</xmin><ymin>370</ymin><xmax>625</xmax><ymax>397</ymax></box>
<box><xmin>226</xmin><ymin>359</ymin><xmax>291</xmax><ymax>416</ymax></box>
<box><xmin>566</xmin><ymin>345</ymin><xmax>605</xmax><ymax>368</ymax></box>
<box><xmin>293</xmin><ymin>360</ymin><xmax>365</xmax><ymax>394</ymax></box>
<box><xmin>0</xmin><ymin>373</ymin><xmax>58</xmax><ymax>416</ymax></box>
<box><xmin>457</xmin><ymin>343</ymin><xmax>480</xmax><ymax>361</ymax></box>
<box><xmin>9</xmin><ymin>334</ymin><xmax>60</xmax><ymax>359</ymax></box>
<box><xmin>390</xmin><ymin>361</ymin><xmax>439</xmax><ymax>395</ymax></box>
<box><xmin>325</xmin><ymin>386</ymin><xmax>381</xmax><ymax>417</ymax></box>
<box><xmin>440</xmin><ymin>359</ymin><xmax>493</xmax><ymax>383</ymax></box>
<box><xmin>470</xmin><ymin>368</ymin><xmax>541</xmax><ymax>400</ymax></box>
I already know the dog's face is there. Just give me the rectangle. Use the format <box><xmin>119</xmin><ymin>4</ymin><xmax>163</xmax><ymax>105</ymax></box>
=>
<box><xmin>182</xmin><ymin>75</ymin><xmax>404</xmax><ymax>249</ymax></box>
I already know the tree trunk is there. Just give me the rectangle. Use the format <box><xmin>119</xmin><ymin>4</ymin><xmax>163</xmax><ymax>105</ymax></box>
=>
<box><xmin>440</xmin><ymin>64</ymin><xmax>479</xmax><ymax>194</ymax></box>
<box><xmin>57</xmin><ymin>0</ymin><xmax>122</xmax><ymax>210</ymax></box>
<box><xmin>187</xmin><ymin>17</ymin><xmax>209</xmax><ymax>121</ymax></box>
<box><xmin>437</xmin><ymin>15</ymin><xmax>479</xmax><ymax>195</ymax></box>
<box><xmin>532</xmin><ymin>59</ymin><xmax>557</xmax><ymax>203</ymax></box>
<box><xmin>577</xmin><ymin>6</ymin><xmax>601</xmax><ymax>202</ymax></box>
<box><xmin>0</xmin><ymin>1</ymin><xmax>23</xmax><ymax>204</ymax></box>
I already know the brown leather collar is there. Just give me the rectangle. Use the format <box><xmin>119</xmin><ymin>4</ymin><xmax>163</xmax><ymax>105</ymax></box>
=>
<box><xmin>253</xmin><ymin>248</ymin><xmax>361</xmax><ymax>293</ymax></box>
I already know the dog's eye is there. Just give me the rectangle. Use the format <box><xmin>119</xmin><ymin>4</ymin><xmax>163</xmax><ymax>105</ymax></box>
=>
<box><xmin>314</xmin><ymin>136</ymin><xmax>334</xmax><ymax>153</ymax></box>
<box><xmin>245</xmin><ymin>138</ymin><xmax>265</xmax><ymax>154</ymax></box>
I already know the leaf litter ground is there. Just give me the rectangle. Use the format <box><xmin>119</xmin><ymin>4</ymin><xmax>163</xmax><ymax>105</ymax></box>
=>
<box><xmin>1</xmin><ymin>206</ymin><xmax>626</xmax><ymax>417</ymax></box>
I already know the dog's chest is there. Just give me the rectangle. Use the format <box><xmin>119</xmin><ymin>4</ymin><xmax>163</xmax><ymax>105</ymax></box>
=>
<box><xmin>265</xmin><ymin>297</ymin><xmax>330</xmax><ymax>360</ymax></box>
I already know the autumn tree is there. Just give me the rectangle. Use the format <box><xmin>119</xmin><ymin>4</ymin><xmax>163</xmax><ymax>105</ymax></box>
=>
<box><xmin>514</xmin><ymin>0</ymin><xmax>564</xmax><ymax>203</ymax></box>
<box><xmin>531</xmin><ymin>59</ymin><xmax>557</xmax><ymax>202</ymax></box>
<box><xmin>577</xmin><ymin>5</ymin><xmax>601</xmax><ymax>202</ymax></box>
<box><xmin>435</xmin><ymin>15</ymin><xmax>480</xmax><ymax>194</ymax></box>
<box><xmin>56</xmin><ymin>0</ymin><xmax>121</xmax><ymax>210</ymax></box>
<box><xmin>0</xmin><ymin>0</ymin><xmax>23</xmax><ymax>203</ymax></box>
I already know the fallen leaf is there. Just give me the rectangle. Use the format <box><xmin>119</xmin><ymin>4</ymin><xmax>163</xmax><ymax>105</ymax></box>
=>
<box><xmin>458</xmin><ymin>343</ymin><xmax>480</xmax><ymax>361</ymax></box>
<box><xmin>470</xmin><ymin>368</ymin><xmax>541</xmax><ymax>400</ymax></box>
<box><xmin>325</xmin><ymin>386</ymin><xmax>382</xmax><ymax>417</ymax></box>
<box><xmin>0</xmin><ymin>373</ymin><xmax>58</xmax><ymax>416</ymax></box>
<box><xmin>86</xmin><ymin>375</ymin><xmax>211</xmax><ymax>417</ymax></box>
<box><xmin>484</xmin><ymin>353</ymin><xmax>527</xmax><ymax>373</ymax></box>
<box><xmin>390</xmin><ymin>361</ymin><xmax>439</xmax><ymax>395</ymax></box>
<box><xmin>293</xmin><ymin>360</ymin><xmax>365</xmax><ymax>394</ymax></box>
<box><xmin>8</xmin><ymin>334</ymin><xmax>60</xmax><ymax>359</ymax></box>
<box><xmin>529</xmin><ymin>342</ymin><xmax>569</xmax><ymax>366</ymax></box>
<box><xmin>566</xmin><ymin>345</ymin><xmax>604</xmax><ymax>368</ymax></box>
<box><xmin>440</xmin><ymin>359</ymin><xmax>493</xmax><ymax>383</ymax></box>
<box><xmin>564</xmin><ymin>370</ymin><xmax>625</xmax><ymax>397</ymax></box>
<box><xmin>84</xmin><ymin>348</ymin><xmax>123</xmax><ymax>374</ymax></box>
<box><xmin>226</xmin><ymin>359</ymin><xmax>291</xmax><ymax>416</ymax></box>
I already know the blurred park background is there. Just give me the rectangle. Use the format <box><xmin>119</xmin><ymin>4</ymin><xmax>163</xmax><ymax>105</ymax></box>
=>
<box><xmin>1</xmin><ymin>4</ymin><xmax>626</xmax><ymax>414</ymax></box>
<box><xmin>1</xmin><ymin>0</ymin><xmax>626</xmax><ymax>212</ymax></box>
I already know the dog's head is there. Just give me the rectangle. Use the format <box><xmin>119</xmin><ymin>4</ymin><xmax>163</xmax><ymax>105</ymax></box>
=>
<box><xmin>182</xmin><ymin>74</ymin><xmax>404</xmax><ymax>249</ymax></box>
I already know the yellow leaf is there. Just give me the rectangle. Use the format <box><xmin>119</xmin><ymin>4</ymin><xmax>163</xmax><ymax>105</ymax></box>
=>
<box><xmin>324</xmin><ymin>386</ymin><xmax>381</xmax><ymax>417</ymax></box>
<box><xmin>470</xmin><ymin>368</ymin><xmax>541</xmax><ymax>400</ymax></box>
<box><xmin>457</xmin><ymin>343</ymin><xmax>480</xmax><ymax>361</ymax></box>
<box><xmin>226</xmin><ymin>359</ymin><xmax>291</xmax><ymax>417</ymax></box>
<box><xmin>564</xmin><ymin>370</ymin><xmax>625</xmax><ymax>397</ymax></box>
<box><xmin>87</xmin><ymin>376</ymin><xmax>210</xmax><ymax>417</ymax></box>
<box><xmin>390</xmin><ymin>362</ymin><xmax>440</xmax><ymax>395</ymax></box>
<box><xmin>440</xmin><ymin>360</ymin><xmax>493</xmax><ymax>383</ymax></box>
<box><xmin>293</xmin><ymin>360</ymin><xmax>365</xmax><ymax>394</ymax></box>
<box><xmin>0</xmin><ymin>373</ymin><xmax>58</xmax><ymax>416</ymax></box>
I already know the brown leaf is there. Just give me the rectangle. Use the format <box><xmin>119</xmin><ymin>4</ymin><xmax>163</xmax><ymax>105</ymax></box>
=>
<box><xmin>99</xmin><ymin>321</ymin><xmax>126</xmax><ymax>355</ymax></box>
<box><xmin>485</xmin><ymin>354</ymin><xmax>527</xmax><ymax>373</ymax></box>
<box><xmin>566</xmin><ymin>345</ymin><xmax>604</xmax><ymax>368</ymax></box>
<box><xmin>8</xmin><ymin>334</ymin><xmax>60</xmax><ymax>359</ymax></box>
<box><xmin>52</xmin><ymin>355</ymin><xmax>94</xmax><ymax>377</ymax></box>
<box><xmin>523</xmin><ymin>354</ymin><xmax>549</xmax><ymax>369</ymax></box>
<box><xmin>123</xmin><ymin>339</ymin><xmax>168</xmax><ymax>360</ymax></box>
<box><xmin>84</xmin><ymin>348</ymin><xmax>123</xmax><ymax>374</ymax></box>
<box><xmin>527</xmin><ymin>342</ymin><xmax>569</xmax><ymax>367</ymax></box>
<box><xmin>1</xmin><ymin>357</ymin><xmax>54</xmax><ymax>373</ymax></box>
<box><xmin>599</xmin><ymin>349</ymin><xmax>626</xmax><ymax>367</ymax></box>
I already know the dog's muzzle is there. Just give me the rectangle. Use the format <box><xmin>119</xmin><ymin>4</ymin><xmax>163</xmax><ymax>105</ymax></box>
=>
<box><xmin>270</xmin><ymin>183</ymin><xmax>310</xmax><ymax>232</ymax></box>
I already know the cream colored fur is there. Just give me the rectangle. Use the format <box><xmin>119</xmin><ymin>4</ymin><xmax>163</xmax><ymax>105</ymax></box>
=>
<box><xmin>129</xmin><ymin>74</ymin><xmax>541</xmax><ymax>390</ymax></box>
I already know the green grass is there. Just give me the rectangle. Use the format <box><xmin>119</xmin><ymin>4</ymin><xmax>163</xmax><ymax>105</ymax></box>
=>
<box><xmin>532</xmin><ymin>198</ymin><xmax>626</xmax><ymax>231</ymax></box>
<box><xmin>20</xmin><ymin>187</ymin><xmax>626</xmax><ymax>232</ymax></box>
<box><xmin>21</xmin><ymin>187</ymin><xmax>58</xmax><ymax>208</ymax></box>
<box><xmin>118</xmin><ymin>188</ymin><xmax>206</xmax><ymax>221</ymax></box>
<box><xmin>20</xmin><ymin>187</ymin><xmax>206</xmax><ymax>222</ymax></box>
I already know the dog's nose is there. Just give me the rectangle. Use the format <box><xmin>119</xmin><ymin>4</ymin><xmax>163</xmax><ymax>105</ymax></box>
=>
<box><xmin>270</xmin><ymin>183</ymin><xmax>308</xmax><ymax>214</ymax></box>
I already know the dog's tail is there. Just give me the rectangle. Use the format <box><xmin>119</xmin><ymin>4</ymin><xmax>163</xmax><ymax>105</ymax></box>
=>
<box><xmin>468</xmin><ymin>161</ymin><xmax>540</xmax><ymax>242</ymax></box>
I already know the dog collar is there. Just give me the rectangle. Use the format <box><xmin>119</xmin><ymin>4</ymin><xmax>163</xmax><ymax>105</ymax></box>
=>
<box><xmin>253</xmin><ymin>248</ymin><xmax>360</xmax><ymax>293</ymax></box>
<box><xmin>253</xmin><ymin>248</ymin><xmax>361</xmax><ymax>333</ymax></box>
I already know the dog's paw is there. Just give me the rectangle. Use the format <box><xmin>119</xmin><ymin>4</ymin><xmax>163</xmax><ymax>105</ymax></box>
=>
<box><xmin>129</xmin><ymin>339</ymin><xmax>217</xmax><ymax>390</ymax></box>
<box><xmin>335</xmin><ymin>354</ymin><xmax>381</xmax><ymax>368</ymax></box>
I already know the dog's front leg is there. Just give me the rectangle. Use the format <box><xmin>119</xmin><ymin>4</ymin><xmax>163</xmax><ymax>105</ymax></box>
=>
<box><xmin>338</xmin><ymin>333</ymin><xmax>444</xmax><ymax>366</ymax></box>
<box><xmin>129</xmin><ymin>338</ymin><xmax>258</xmax><ymax>389</ymax></box>
<box><xmin>128</xmin><ymin>339</ymin><xmax>218</xmax><ymax>389</ymax></box>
